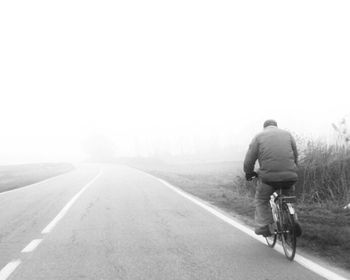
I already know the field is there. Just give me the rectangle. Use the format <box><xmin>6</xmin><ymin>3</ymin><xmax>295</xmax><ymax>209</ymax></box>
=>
<box><xmin>0</xmin><ymin>162</ymin><xmax>75</xmax><ymax>193</ymax></box>
<box><xmin>129</xmin><ymin>160</ymin><xmax>350</xmax><ymax>270</ymax></box>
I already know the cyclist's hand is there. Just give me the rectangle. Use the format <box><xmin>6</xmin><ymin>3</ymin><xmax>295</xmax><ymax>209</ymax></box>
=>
<box><xmin>246</xmin><ymin>171</ymin><xmax>258</xmax><ymax>181</ymax></box>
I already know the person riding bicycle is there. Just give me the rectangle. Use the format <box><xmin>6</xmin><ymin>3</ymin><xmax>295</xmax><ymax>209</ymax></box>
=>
<box><xmin>243</xmin><ymin>119</ymin><xmax>302</xmax><ymax>237</ymax></box>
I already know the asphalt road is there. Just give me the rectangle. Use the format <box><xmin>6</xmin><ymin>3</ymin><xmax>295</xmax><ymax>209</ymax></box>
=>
<box><xmin>0</xmin><ymin>164</ymin><xmax>339</xmax><ymax>279</ymax></box>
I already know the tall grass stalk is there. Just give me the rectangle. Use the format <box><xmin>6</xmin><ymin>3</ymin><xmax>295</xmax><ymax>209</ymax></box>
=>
<box><xmin>297</xmin><ymin>140</ymin><xmax>350</xmax><ymax>205</ymax></box>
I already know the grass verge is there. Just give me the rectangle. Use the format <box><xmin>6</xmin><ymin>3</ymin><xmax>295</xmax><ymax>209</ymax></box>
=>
<box><xmin>0</xmin><ymin>162</ymin><xmax>75</xmax><ymax>193</ymax></box>
<box><xmin>130</xmin><ymin>160</ymin><xmax>350</xmax><ymax>271</ymax></box>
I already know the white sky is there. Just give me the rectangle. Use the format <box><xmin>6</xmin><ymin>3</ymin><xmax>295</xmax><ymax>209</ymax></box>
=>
<box><xmin>1</xmin><ymin>1</ymin><xmax>350</xmax><ymax>163</ymax></box>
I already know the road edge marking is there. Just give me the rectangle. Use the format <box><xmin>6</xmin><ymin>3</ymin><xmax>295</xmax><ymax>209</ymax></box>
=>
<box><xmin>141</xmin><ymin>171</ymin><xmax>349</xmax><ymax>280</ymax></box>
<box><xmin>0</xmin><ymin>260</ymin><xmax>21</xmax><ymax>280</ymax></box>
<box><xmin>41</xmin><ymin>169</ymin><xmax>102</xmax><ymax>234</ymax></box>
<box><xmin>21</xmin><ymin>239</ymin><xmax>43</xmax><ymax>253</ymax></box>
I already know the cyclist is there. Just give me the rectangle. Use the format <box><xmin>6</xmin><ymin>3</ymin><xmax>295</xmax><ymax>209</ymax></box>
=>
<box><xmin>243</xmin><ymin>119</ymin><xmax>302</xmax><ymax>237</ymax></box>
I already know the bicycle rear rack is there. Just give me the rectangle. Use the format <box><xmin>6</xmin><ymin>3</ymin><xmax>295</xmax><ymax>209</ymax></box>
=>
<box><xmin>281</xmin><ymin>196</ymin><xmax>296</xmax><ymax>203</ymax></box>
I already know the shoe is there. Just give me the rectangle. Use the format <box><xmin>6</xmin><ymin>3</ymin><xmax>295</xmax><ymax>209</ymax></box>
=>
<box><xmin>255</xmin><ymin>225</ymin><xmax>272</xmax><ymax>237</ymax></box>
<box><xmin>294</xmin><ymin>222</ymin><xmax>302</xmax><ymax>237</ymax></box>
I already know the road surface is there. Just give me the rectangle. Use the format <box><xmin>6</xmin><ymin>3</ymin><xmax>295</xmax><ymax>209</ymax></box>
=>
<box><xmin>0</xmin><ymin>164</ymin><xmax>345</xmax><ymax>279</ymax></box>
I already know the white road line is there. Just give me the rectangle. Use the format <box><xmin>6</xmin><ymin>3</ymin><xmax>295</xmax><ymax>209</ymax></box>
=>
<box><xmin>21</xmin><ymin>239</ymin><xmax>43</xmax><ymax>253</ymax></box>
<box><xmin>41</xmin><ymin>169</ymin><xmax>102</xmax><ymax>234</ymax></box>
<box><xmin>143</xmin><ymin>172</ymin><xmax>349</xmax><ymax>280</ymax></box>
<box><xmin>0</xmin><ymin>260</ymin><xmax>21</xmax><ymax>280</ymax></box>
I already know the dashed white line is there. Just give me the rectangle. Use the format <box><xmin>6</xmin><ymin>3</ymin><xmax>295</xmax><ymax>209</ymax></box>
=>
<box><xmin>0</xmin><ymin>260</ymin><xmax>21</xmax><ymax>280</ymax></box>
<box><xmin>21</xmin><ymin>239</ymin><xmax>43</xmax><ymax>253</ymax></box>
<box><xmin>0</xmin><ymin>168</ymin><xmax>103</xmax><ymax>280</ymax></box>
<box><xmin>142</xmin><ymin>171</ymin><xmax>349</xmax><ymax>280</ymax></box>
<box><xmin>41</xmin><ymin>169</ymin><xmax>102</xmax><ymax>234</ymax></box>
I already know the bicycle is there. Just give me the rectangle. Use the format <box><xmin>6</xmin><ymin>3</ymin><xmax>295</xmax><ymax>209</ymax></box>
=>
<box><xmin>265</xmin><ymin>188</ymin><xmax>298</xmax><ymax>261</ymax></box>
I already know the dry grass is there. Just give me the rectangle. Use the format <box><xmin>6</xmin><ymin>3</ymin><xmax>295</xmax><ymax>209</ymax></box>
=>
<box><xmin>296</xmin><ymin>141</ymin><xmax>350</xmax><ymax>204</ymax></box>
<box><xmin>0</xmin><ymin>162</ymin><xmax>75</xmax><ymax>193</ymax></box>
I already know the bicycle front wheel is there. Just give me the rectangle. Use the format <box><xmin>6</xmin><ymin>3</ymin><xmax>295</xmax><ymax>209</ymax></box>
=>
<box><xmin>281</xmin><ymin>206</ymin><xmax>297</xmax><ymax>260</ymax></box>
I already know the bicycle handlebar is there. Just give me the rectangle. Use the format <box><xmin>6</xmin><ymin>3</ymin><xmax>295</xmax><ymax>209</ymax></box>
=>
<box><xmin>246</xmin><ymin>171</ymin><xmax>258</xmax><ymax>181</ymax></box>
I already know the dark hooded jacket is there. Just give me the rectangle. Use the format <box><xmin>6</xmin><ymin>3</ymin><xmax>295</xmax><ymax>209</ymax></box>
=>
<box><xmin>244</xmin><ymin>126</ymin><xmax>298</xmax><ymax>182</ymax></box>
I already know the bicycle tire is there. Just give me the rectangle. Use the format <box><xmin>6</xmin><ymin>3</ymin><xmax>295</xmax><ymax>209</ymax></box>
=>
<box><xmin>281</xmin><ymin>205</ymin><xmax>297</xmax><ymax>260</ymax></box>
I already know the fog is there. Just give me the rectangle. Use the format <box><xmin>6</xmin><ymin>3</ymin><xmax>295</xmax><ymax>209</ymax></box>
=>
<box><xmin>1</xmin><ymin>1</ymin><xmax>349</xmax><ymax>164</ymax></box>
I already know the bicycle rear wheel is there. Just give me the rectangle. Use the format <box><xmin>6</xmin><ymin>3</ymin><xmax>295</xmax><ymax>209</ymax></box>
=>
<box><xmin>281</xmin><ymin>205</ymin><xmax>297</xmax><ymax>260</ymax></box>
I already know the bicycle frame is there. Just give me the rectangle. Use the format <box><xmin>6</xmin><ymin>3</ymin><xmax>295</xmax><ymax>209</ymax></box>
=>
<box><xmin>267</xmin><ymin>189</ymin><xmax>298</xmax><ymax>260</ymax></box>
<box><xmin>270</xmin><ymin>190</ymin><xmax>297</xmax><ymax>226</ymax></box>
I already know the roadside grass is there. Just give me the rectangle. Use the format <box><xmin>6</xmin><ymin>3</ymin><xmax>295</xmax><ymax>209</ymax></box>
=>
<box><xmin>130</xmin><ymin>160</ymin><xmax>350</xmax><ymax>270</ymax></box>
<box><xmin>296</xmin><ymin>140</ymin><xmax>350</xmax><ymax>204</ymax></box>
<box><xmin>0</xmin><ymin>162</ymin><xmax>75</xmax><ymax>193</ymax></box>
